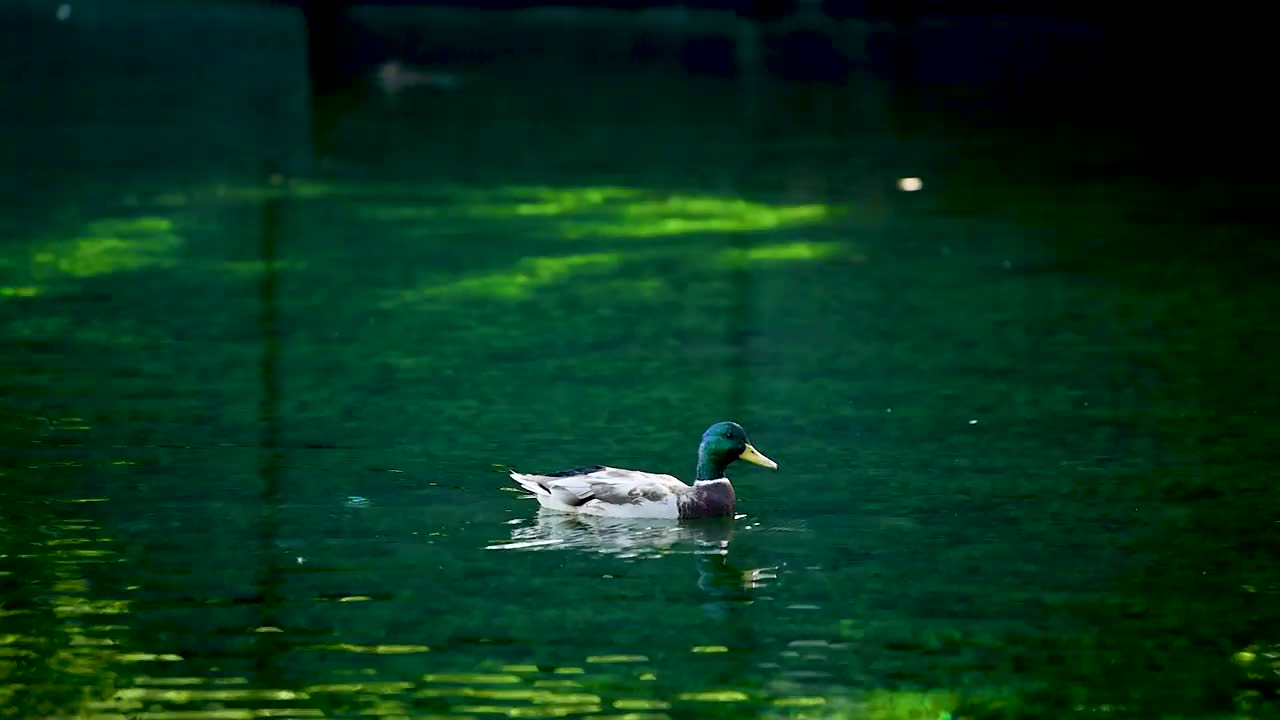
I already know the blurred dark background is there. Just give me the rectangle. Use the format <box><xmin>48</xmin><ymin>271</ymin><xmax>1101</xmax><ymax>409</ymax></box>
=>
<box><xmin>296</xmin><ymin>0</ymin><xmax>1277</xmax><ymax>179</ymax></box>
<box><xmin>9</xmin><ymin>0</ymin><xmax>1274</xmax><ymax>205</ymax></box>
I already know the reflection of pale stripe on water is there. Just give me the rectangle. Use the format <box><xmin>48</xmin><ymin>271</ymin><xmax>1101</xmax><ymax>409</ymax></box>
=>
<box><xmin>486</xmin><ymin>537</ymin><xmax>563</xmax><ymax>551</ymax></box>
<box><xmin>490</xmin><ymin>510</ymin><xmax>731</xmax><ymax>558</ymax></box>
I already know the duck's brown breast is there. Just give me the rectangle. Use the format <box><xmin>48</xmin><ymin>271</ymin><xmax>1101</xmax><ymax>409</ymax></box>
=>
<box><xmin>678</xmin><ymin>480</ymin><xmax>736</xmax><ymax>519</ymax></box>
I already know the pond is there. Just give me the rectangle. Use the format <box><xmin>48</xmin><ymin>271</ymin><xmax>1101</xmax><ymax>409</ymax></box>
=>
<box><xmin>2</xmin><ymin>3</ymin><xmax>1278</xmax><ymax>719</ymax></box>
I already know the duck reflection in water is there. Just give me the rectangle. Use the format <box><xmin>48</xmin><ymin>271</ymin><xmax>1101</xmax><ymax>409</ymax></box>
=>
<box><xmin>489</xmin><ymin>512</ymin><xmax>776</xmax><ymax>617</ymax></box>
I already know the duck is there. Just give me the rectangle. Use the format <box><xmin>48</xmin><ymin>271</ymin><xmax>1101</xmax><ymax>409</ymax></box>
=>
<box><xmin>509</xmin><ymin>421</ymin><xmax>777</xmax><ymax>519</ymax></box>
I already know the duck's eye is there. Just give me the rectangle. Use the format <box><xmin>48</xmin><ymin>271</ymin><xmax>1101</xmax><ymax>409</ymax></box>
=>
<box><xmin>723</xmin><ymin>431</ymin><xmax>734</xmax><ymax>440</ymax></box>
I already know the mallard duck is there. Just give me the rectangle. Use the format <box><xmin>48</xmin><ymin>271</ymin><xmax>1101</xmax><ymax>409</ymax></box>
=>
<box><xmin>509</xmin><ymin>421</ymin><xmax>777</xmax><ymax>519</ymax></box>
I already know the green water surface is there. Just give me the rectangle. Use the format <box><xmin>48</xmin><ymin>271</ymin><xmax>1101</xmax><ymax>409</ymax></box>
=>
<box><xmin>2</xmin><ymin>4</ymin><xmax>1278</xmax><ymax>719</ymax></box>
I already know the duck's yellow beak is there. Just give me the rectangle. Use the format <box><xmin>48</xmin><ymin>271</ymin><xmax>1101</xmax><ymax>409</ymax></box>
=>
<box><xmin>739</xmin><ymin>443</ymin><xmax>778</xmax><ymax>470</ymax></box>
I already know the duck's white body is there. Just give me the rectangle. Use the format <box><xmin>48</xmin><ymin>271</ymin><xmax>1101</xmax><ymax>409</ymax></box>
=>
<box><xmin>511</xmin><ymin>466</ymin><xmax>736</xmax><ymax>520</ymax></box>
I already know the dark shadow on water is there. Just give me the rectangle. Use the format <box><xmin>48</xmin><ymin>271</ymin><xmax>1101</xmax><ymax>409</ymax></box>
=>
<box><xmin>253</xmin><ymin>174</ymin><xmax>286</xmax><ymax>684</ymax></box>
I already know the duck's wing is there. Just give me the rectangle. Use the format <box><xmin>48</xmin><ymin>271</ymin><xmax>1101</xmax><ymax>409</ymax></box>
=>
<box><xmin>512</xmin><ymin>466</ymin><xmax>689</xmax><ymax>508</ymax></box>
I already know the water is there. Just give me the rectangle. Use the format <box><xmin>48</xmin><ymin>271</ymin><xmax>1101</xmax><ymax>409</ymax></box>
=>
<box><xmin>3</xmin><ymin>3</ymin><xmax>1279</xmax><ymax>719</ymax></box>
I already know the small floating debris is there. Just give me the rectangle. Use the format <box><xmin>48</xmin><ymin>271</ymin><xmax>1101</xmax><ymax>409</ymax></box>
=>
<box><xmin>897</xmin><ymin>177</ymin><xmax>923</xmax><ymax>192</ymax></box>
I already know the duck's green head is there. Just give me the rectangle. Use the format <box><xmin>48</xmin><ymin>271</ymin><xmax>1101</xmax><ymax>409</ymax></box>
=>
<box><xmin>696</xmin><ymin>421</ymin><xmax>778</xmax><ymax>480</ymax></box>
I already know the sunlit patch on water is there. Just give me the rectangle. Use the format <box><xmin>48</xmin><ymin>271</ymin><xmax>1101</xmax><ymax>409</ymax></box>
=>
<box><xmin>721</xmin><ymin>241</ymin><xmax>845</xmax><ymax>266</ymax></box>
<box><xmin>677</xmin><ymin>689</ymin><xmax>750</xmax><ymax>702</ymax></box>
<box><xmin>355</xmin><ymin>184</ymin><xmax>833</xmax><ymax>241</ymax></box>
<box><xmin>397</xmin><ymin>251</ymin><xmax>625</xmax><ymax>302</ymax></box>
<box><xmin>28</xmin><ymin>216</ymin><xmax>184</xmax><ymax>279</ymax></box>
<box><xmin>0</xmin><ymin>502</ymin><xmax>134</xmax><ymax>714</ymax></box>
<box><xmin>585</xmin><ymin>654</ymin><xmax>649</xmax><ymax>664</ymax></box>
<box><xmin>303</xmin><ymin>643</ymin><xmax>431</xmax><ymax>654</ymax></box>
